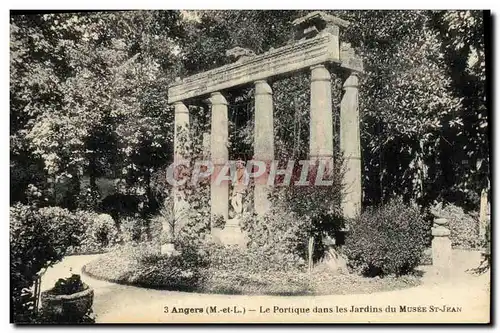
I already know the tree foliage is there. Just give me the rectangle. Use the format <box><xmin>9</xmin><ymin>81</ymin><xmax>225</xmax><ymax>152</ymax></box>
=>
<box><xmin>10</xmin><ymin>11</ymin><xmax>182</xmax><ymax>209</ymax></box>
<box><xmin>10</xmin><ymin>204</ymin><xmax>85</xmax><ymax>322</ymax></box>
<box><xmin>10</xmin><ymin>10</ymin><xmax>488</xmax><ymax>214</ymax></box>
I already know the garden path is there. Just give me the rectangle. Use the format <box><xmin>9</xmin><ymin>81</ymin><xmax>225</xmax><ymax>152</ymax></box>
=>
<box><xmin>40</xmin><ymin>250</ymin><xmax>490</xmax><ymax>323</ymax></box>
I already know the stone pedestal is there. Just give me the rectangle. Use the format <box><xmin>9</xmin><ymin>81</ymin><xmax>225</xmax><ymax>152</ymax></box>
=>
<box><xmin>209</xmin><ymin>92</ymin><xmax>229</xmax><ymax>224</ymax></box>
<box><xmin>431</xmin><ymin>218</ymin><xmax>452</xmax><ymax>278</ymax></box>
<box><xmin>309</xmin><ymin>64</ymin><xmax>334</xmax><ymax>164</ymax></box>
<box><xmin>479</xmin><ymin>189</ymin><xmax>488</xmax><ymax>240</ymax></box>
<box><xmin>211</xmin><ymin>218</ymin><xmax>248</xmax><ymax>248</ymax></box>
<box><xmin>254</xmin><ymin>80</ymin><xmax>274</xmax><ymax>215</ymax></box>
<box><xmin>340</xmin><ymin>72</ymin><xmax>361</xmax><ymax>219</ymax></box>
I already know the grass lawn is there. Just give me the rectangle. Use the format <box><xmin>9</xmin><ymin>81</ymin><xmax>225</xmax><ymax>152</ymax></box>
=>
<box><xmin>83</xmin><ymin>244</ymin><xmax>421</xmax><ymax>296</ymax></box>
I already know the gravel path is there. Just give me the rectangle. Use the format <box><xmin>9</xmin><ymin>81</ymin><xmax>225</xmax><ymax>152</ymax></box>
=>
<box><xmin>40</xmin><ymin>250</ymin><xmax>490</xmax><ymax>323</ymax></box>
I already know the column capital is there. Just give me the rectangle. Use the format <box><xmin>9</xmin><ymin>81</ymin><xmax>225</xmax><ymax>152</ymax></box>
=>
<box><xmin>343</xmin><ymin>72</ymin><xmax>360</xmax><ymax>89</ymax></box>
<box><xmin>208</xmin><ymin>92</ymin><xmax>228</xmax><ymax>106</ymax></box>
<box><xmin>310</xmin><ymin>63</ymin><xmax>328</xmax><ymax>70</ymax></box>
<box><xmin>255</xmin><ymin>80</ymin><xmax>272</xmax><ymax>95</ymax></box>
<box><xmin>310</xmin><ymin>64</ymin><xmax>331</xmax><ymax>82</ymax></box>
<box><xmin>174</xmin><ymin>101</ymin><xmax>189</xmax><ymax>114</ymax></box>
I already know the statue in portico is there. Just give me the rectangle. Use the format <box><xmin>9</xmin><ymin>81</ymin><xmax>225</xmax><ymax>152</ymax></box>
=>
<box><xmin>231</xmin><ymin>160</ymin><xmax>249</xmax><ymax>217</ymax></box>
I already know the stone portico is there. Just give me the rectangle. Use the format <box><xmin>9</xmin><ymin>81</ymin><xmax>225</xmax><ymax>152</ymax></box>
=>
<box><xmin>166</xmin><ymin>11</ymin><xmax>363</xmax><ymax>250</ymax></box>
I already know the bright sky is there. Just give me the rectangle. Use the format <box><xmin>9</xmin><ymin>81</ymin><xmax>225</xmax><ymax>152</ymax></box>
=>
<box><xmin>180</xmin><ymin>10</ymin><xmax>201</xmax><ymax>22</ymax></box>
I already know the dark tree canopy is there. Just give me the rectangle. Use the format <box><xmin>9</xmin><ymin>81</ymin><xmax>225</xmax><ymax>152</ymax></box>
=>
<box><xmin>10</xmin><ymin>10</ymin><xmax>489</xmax><ymax>214</ymax></box>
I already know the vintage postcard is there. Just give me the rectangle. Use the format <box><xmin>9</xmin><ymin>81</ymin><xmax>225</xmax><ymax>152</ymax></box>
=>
<box><xmin>9</xmin><ymin>9</ymin><xmax>490</xmax><ymax>324</ymax></box>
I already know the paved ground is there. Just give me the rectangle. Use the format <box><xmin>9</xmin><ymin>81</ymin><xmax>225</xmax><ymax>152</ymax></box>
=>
<box><xmin>40</xmin><ymin>250</ymin><xmax>490</xmax><ymax>323</ymax></box>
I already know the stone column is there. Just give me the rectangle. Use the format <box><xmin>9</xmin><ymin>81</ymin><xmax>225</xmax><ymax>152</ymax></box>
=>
<box><xmin>432</xmin><ymin>217</ymin><xmax>452</xmax><ymax>278</ymax></box>
<box><xmin>163</xmin><ymin>101</ymin><xmax>190</xmax><ymax>255</ymax></box>
<box><xmin>209</xmin><ymin>92</ymin><xmax>229</xmax><ymax>224</ymax></box>
<box><xmin>174</xmin><ymin>101</ymin><xmax>190</xmax><ymax>162</ymax></box>
<box><xmin>340</xmin><ymin>72</ymin><xmax>362</xmax><ymax>219</ymax></box>
<box><xmin>309</xmin><ymin>64</ymin><xmax>334</xmax><ymax>164</ymax></box>
<box><xmin>254</xmin><ymin>80</ymin><xmax>274</xmax><ymax>215</ymax></box>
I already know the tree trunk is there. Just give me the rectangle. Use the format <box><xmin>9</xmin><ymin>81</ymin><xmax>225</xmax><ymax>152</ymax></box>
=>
<box><xmin>89</xmin><ymin>155</ymin><xmax>98</xmax><ymax>194</ymax></box>
<box><xmin>64</xmin><ymin>171</ymin><xmax>81</xmax><ymax>210</ymax></box>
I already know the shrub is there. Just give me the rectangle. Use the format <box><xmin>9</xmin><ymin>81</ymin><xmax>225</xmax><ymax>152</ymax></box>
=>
<box><xmin>92</xmin><ymin>213</ymin><xmax>120</xmax><ymax>248</ymax></box>
<box><xmin>150</xmin><ymin>197</ymin><xmax>189</xmax><ymax>245</ymax></box>
<box><xmin>149</xmin><ymin>213</ymin><xmax>164</xmax><ymax>244</ymax></box>
<box><xmin>344</xmin><ymin>197</ymin><xmax>429</xmax><ymax>277</ymax></box>
<box><xmin>149</xmin><ymin>199</ymin><xmax>175</xmax><ymax>246</ymax></box>
<box><xmin>120</xmin><ymin>216</ymin><xmax>149</xmax><ymax>244</ymax></box>
<box><xmin>149</xmin><ymin>194</ymin><xmax>210</xmax><ymax>250</ymax></box>
<box><xmin>432</xmin><ymin>203</ymin><xmax>482</xmax><ymax>249</ymax></box>
<box><xmin>205</xmin><ymin>241</ymin><xmax>305</xmax><ymax>275</ymax></box>
<box><xmin>77</xmin><ymin>185</ymin><xmax>101</xmax><ymax>210</ymax></box>
<box><xmin>212</xmin><ymin>214</ymin><xmax>225</xmax><ymax>229</ymax></box>
<box><xmin>241</xmin><ymin>207</ymin><xmax>308</xmax><ymax>271</ymax></box>
<box><xmin>269</xmin><ymin>157</ymin><xmax>346</xmax><ymax>261</ymax></box>
<box><xmin>132</xmin><ymin>253</ymin><xmax>202</xmax><ymax>291</ymax></box>
<box><xmin>32</xmin><ymin>308</ymin><xmax>95</xmax><ymax>324</ymax></box>
<box><xmin>10</xmin><ymin>204</ymin><xmax>84</xmax><ymax>323</ymax></box>
<box><xmin>69</xmin><ymin>212</ymin><xmax>120</xmax><ymax>254</ymax></box>
<box><xmin>175</xmin><ymin>206</ymin><xmax>211</xmax><ymax>249</ymax></box>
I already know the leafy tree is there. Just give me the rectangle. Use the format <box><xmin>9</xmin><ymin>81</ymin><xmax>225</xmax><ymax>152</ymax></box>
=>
<box><xmin>11</xmin><ymin>10</ymin><xmax>488</xmax><ymax>215</ymax></box>
<box><xmin>11</xmin><ymin>11</ymin><xmax>184</xmax><ymax>211</ymax></box>
<box><xmin>333</xmin><ymin>10</ymin><xmax>462</xmax><ymax>205</ymax></box>
<box><xmin>431</xmin><ymin>10</ymin><xmax>488</xmax><ymax>207</ymax></box>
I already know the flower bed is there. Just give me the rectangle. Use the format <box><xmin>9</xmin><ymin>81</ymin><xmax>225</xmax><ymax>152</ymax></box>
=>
<box><xmin>83</xmin><ymin>244</ymin><xmax>421</xmax><ymax>296</ymax></box>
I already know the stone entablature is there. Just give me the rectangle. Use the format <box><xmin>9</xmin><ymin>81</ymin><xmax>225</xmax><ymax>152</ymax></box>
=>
<box><xmin>168</xmin><ymin>33</ymin><xmax>341</xmax><ymax>103</ymax></box>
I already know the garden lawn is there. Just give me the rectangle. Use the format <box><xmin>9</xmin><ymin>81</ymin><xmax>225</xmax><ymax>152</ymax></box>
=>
<box><xmin>83</xmin><ymin>244</ymin><xmax>421</xmax><ymax>296</ymax></box>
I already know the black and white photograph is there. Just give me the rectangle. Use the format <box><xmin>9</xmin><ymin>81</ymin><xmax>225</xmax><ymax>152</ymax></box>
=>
<box><xmin>9</xmin><ymin>8</ymin><xmax>491</xmax><ymax>324</ymax></box>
